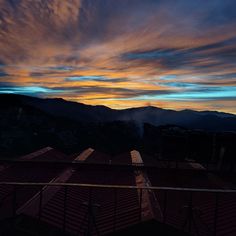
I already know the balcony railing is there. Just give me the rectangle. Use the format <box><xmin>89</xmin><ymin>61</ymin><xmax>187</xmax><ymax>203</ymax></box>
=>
<box><xmin>0</xmin><ymin>158</ymin><xmax>223</xmax><ymax>173</ymax></box>
<box><xmin>0</xmin><ymin>182</ymin><xmax>235</xmax><ymax>236</ymax></box>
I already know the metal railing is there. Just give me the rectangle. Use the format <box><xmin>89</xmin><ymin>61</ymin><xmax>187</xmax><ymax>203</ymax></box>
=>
<box><xmin>0</xmin><ymin>158</ymin><xmax>221</xmax><ymax>172</ymax></box>
<box><xmin>0</xmin><ymin>182</ymin><xmax>236</xmax><ymax>236</ymax></box>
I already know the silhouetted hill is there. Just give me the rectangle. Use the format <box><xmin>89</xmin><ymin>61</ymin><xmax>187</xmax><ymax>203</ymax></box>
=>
<box><xmin>1</xmin><ymin>94</ymin><xmax>236</xmax><ymax>132</ymax></box>
<box><xmin>0</xmin><ymin>94</ymin><xmax>140</xmax><ymax>156</ymax></box>
<box><xmin>1</xmin><ymin>94</ymin><xmax>236</xmax><ymax>158</ymax></box>
<box><xmin>1</xmin><ymin>94</ymin><xmax>236</xmax><ymax>130</ymax></box>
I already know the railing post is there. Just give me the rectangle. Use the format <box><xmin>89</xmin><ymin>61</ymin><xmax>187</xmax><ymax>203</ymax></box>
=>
<box><xmin>86</xmin><ymin>187</ymin><xmax>92</xmax><ymax>236</ymax></box>
<box><xmin>12</xmin><ymin>186</ymin><xmax>17</xmax><ymax>223</ymax></box>
<box><xmin>139</xmin><ymin>188</ymin><xmax>143</xmax><ymax>222</ymax></box>
<box><xmin>206</xmin><ymin>157</ymin><xmax>209</xmax><ymax>171</ymax></box>
<box><xmin>175</xmin><ymin>159</ymin><xmax>178</xmax><ymax>169</ymax></box>
<box><xmin>63</xmin><ymin>186</ymin><xmax>68</xmax><ymax>233</ymax></box>
<box><xmin>214</xmin><ymin>193</ymin><xmax>219</xmax><ymax>236</ymax></box>
<box><xmin>183</xmin><ymin>191</ymin><xmax>193</xmax><ymax>233</ymax></box>
<box><xmin>38</xmin><ymin>188</ymin><xmax>43</xmax><ymax>220</ymax></box>
<box><xmin>113</xmin><ymin>188</ymin><xmax>117</xmax><ymax>232</ymax></box>
<box><xmin>188</xmin><ymin>191</ymin><xmax>193</xmax><ymax>233</ymax></box>
<box><xmin>167</xmin><ymin>160</ymin><xmax>170</xmax><ymax>169</ymax></box>
<box><xmin>163</xmin><ymin>190</ymin><xmax>167</xmax><ymax>224</ymax></box>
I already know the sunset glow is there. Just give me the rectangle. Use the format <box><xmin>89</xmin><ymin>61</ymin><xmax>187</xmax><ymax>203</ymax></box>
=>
<box><xmin>0</xmin><ymin>0</ymin><xmax>236</xmax><ymax>113</ymax></box>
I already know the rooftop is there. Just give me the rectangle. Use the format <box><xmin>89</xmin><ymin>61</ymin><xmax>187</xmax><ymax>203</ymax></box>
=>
<box><xmin>0</xmin><ymin>147</ymin><xmax>235</xmax><ymax>236</ymax></box>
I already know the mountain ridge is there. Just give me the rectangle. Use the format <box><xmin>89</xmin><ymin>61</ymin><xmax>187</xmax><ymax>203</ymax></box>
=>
<box><xmin>1</xmin><ymin>93</ymin><xmax>235</xmax><ymax>115</ymax></box>
<box><xmin>1</xmin><ymin>93</ymin><xmax>236</xmax><ymax>132</ymax></box>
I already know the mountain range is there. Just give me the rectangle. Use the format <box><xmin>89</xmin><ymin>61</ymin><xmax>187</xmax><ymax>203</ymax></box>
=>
<box><xmin>1</xmin><ymin>94</ymin><xmax>236</xmax><ymax>132</ymax></box>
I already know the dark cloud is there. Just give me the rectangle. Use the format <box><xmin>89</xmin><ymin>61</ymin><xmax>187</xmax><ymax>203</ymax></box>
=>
<box><xmin>50</xmin><ymin>85</ymin><xmax>175</xmax><ymax>98</ymax></box>
<box><xmin>122</xmin><ymin>36</ymin><xmax>236</xmax><ymax>72</ymax></box>
<box><xmin>0</xmin><ymin>82</ymin><xmax>13</xmax><ymax>87</ymax></box>
<box><xmin>0</xmin><ymin>71</ymin><xmax>8</xmax><ymax>77</ymax></box>
<box><xmin>189</xmin><ymin>37</ymin><xmax>236</xmax><ymax>53</ymax></box>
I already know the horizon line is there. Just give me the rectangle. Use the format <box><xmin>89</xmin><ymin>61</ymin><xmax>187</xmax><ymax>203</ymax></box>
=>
<box><xmin>1</xmin><ymin>93</ymin><xmax>236</xmax><ymax>116</ymax></box>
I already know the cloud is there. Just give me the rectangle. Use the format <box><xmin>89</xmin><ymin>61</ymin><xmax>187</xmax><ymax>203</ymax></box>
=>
<box><xmin>0</xmin><ymin>71</ymin><xmax>8</xmax><ymax>77</ymax></box>
<box><xmin>0</xmin><ymin>84</ymin><xmax>64</xmax><ymax>96</ymax></box>
<box><xmin>65</xmin><ymin>75</ymin><xmax>127</xmax><ymax>83</ymax></box>
<box><xmin>122</xmin><ymin>36</ymin><xmax>236</xmax><ymax>72</ymax></box>
<box><xmin>0</xmin><ymin>0</ymin><xmax>236</xmax><ymax>113</ymax></box>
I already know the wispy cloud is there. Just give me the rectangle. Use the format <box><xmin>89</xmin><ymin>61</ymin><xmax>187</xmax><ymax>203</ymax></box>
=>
<box><xmin>0</xmin><ymin>0</ymin><xmax>236</xmax><ymax>113</ymax></box>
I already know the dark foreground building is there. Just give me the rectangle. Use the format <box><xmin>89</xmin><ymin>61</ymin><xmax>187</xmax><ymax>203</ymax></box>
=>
<box><xmin>0</xmin><ymin>147</ymin><xmax>235</xmax><ymax>236</ymax></box>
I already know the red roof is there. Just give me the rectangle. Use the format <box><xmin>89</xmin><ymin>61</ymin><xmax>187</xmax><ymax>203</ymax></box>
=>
<box><xmin>0</xmin><ymin>148</ymin><xmax>235</xmax><ymax>236</ymax></box>
<box><xmin>151</xmin><ymin>189</ymin><xmax>236</xmax><ymax>236</ymax></box>
<box><xmin>19</xmin><ymin>150</ymin><xmax>140</xmax><ymax>235</ymax></box>
<box><xmin>112</xmin><ymin>152</ymin><xmax>132</xmax><ymax>165</ymax></box>
<box><xmin>144</xmin><ymin>154</ymin><xmax>236</xmax><ymax>236</ymax></box>
<box><xmin>0</xmin><ymin>147</ymin><xmax>70</xmax><ymax>220</ymax></box>
<box><xmin>21</xmin><ymin>147</ymin><xmax>69</xmax><ymax>162</ymax></box>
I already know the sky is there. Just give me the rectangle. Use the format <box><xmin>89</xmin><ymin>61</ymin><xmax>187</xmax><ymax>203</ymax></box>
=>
<box><xmin>0</xmin><ymin>0</ymin><xmax>236</xmax><ymax>113</ymax></box>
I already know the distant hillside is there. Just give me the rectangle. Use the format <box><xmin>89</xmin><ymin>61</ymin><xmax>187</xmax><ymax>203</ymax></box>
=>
<box><xmin>1</xmin><ymin>94</ymin><xmax>236</xmax><ymax>132</ymax></box>
<box><xmin>0</xmin><ymin>94</ymin><xmax>236</xmax><ymax>158</ymax></box>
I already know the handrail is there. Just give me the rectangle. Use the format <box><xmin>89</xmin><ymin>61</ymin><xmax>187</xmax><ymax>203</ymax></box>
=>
<box><xmin>0</xmin><ymin>158</ymin><xmax>217</xmax><ymax>165</ymax></box>
<box><xmin>0</xmin><ymin>159</ymin><xmax>218</xmax><ymax>172</ymax></box>
<box><xmin>0</xmin><ymin>182</ymin><xmax>236</xmax><ymax>193</ymax></box>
